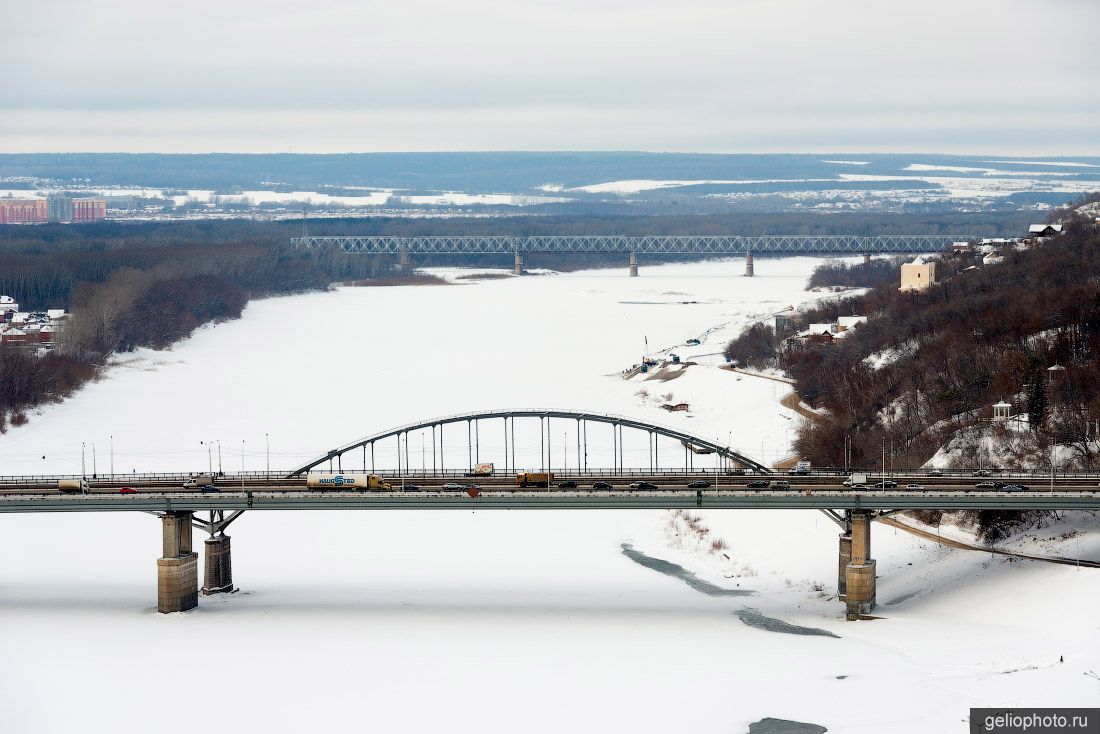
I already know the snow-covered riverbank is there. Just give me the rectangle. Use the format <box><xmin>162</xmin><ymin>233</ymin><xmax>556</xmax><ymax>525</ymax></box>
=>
<box><xmin>1</xmin><ymin>257</ymin><xmax>1097</xmax><ymax>734</ymax></box>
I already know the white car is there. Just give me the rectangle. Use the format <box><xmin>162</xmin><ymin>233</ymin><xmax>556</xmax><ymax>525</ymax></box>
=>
<box><xmin>906</xmin><ymin>483</ymin><xmax>925</xmax><ymax>490</ymax></box>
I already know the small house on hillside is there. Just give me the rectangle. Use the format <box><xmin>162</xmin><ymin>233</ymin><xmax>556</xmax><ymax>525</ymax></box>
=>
<box><xmin>1029</xmin><ymin>224</ymin><xmax>1063</xmax><ymax>238</ymax></box>
<box><xmin>836</xmin><ymin>316</ymin><xmax>867</xmax><ymax>332</ymax></box>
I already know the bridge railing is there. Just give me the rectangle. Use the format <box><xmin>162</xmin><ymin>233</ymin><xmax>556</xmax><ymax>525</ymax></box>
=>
<box><xmin>3</xmin><ymin>467</ymin><xmax>1099</xmax><ymax>486</ymax></box>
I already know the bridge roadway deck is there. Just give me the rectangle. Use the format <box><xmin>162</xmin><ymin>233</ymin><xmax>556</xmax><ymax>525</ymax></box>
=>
<box><xmin>290</xmin><ymin>235</ymin><xmax>972</xmax><ymax>255</ymax></box>
<box><xmin>2</xmin><ymin>487</ymin><xmax>1098</xmax><ymax>512</ymax></box>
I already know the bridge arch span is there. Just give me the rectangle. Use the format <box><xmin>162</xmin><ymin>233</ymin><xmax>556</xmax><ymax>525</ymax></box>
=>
<box><xmin>288</xmin><ymin>409</ymin><xmax>773</xmax><ymax>477</ymax></box>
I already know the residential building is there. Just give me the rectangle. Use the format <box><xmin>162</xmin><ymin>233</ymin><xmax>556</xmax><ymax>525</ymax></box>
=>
<box><xmin>72</xmin><ymin>198</ymin><xmax>107</xmax><ymax>222</ymax></box>
<box><xmin>0</xmin><ymin>199</ymin><xmax>47</xmax><ymax>224</ymax></box>
<box><xmin>900</xmin><ymin>256</ymin><xmax>936</xmax><ymax>291</ymax></box>
<box><xmin>47</xmin><ymin>194</ymin><xmax>74</xmax><ymax>222</ymax></box>
<box><xmin>1028</xmin><ymin>224</ymin><xmax>1062</xmax><ymax>238</ymax></box>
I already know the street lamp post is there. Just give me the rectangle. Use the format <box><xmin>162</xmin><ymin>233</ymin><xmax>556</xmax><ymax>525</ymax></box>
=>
<box><xmin>91</xmin><ymin>443</ymin><xmax>97</xmax><ymax>478</ymax></box>
<box><xmin>81</xmin><ymin>442</ymin><xmax>86</xmax><ymax>478</ymax></box>
<box><xmin>881</xmin><ymin>438</ymin><xmax>886</xmax><ymax>491</ymax></box>
<box><xmin>241</xmin><ymin>440</ymin><xmax>245</xmax><ymax>491</ymax></box>
<box><xmin>109</xmin><ymin>435</ymin><xmax>114</xmax><ymax>479</ymax></box>
<box><xmin>266</xmin><ymin>433</ymin><xmax>270</xmax><ymax>478</ymax></box>
<box><xmin>217</xmin><ymin>440</ymin><xmax>223</xmax><ymax>476</ymax></box>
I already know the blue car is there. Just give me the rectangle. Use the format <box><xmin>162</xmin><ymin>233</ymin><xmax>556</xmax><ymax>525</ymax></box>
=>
<box><xmin>199</xmin><ymin>484</ymin><xmax>220</xmax><ymax>494</ymax></box>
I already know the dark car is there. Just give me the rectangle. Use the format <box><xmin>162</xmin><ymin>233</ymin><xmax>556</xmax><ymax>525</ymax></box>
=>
<box><xmin>557</xmin><ymin>480</ymin><xmax>578</xmax><ymax>489</ymax></box>
<box><xmin>746</xmin><ymin>480</ymin><xmax>769</xmax><ymax>489</ymax></box>
<box><xmin>1003</xmin><ymin>483</ymin><xmax>1028</xmax><ymax>492</ymax></box>
<box><xmin>401</xmin><ymin>484</ymin><xmax>421</xmax><ymax>491</ymax></box>
<box><xmin>629</xmin><ymin>481</ymin><xmax>659</xmax><ymax>490</ymax></box>
<box><xmin>687</xmin><ymin>480</ymin><xmax>711</xmax><ymax>489</ymax></box>
<box><xmin>972</xmin><ymin>470</ymin><xmax>992</xmax><ymax>477</ymax></box>
<box><xmin>769</xmin><ymin>480</ymin><xmax>792</xmax><ymax>490</ymax></box>
<box><xmin>727</xmin><ymin>468</ymin><xmax>747</xmax><ymax>476</ymax></box>
<box><xmin>927</xmin><ymin>469</ymin><xmax>944</xmax><ymax>477</ymax></box>
<box><xmin>592</xmin><ymin>481</ymin><xmax>613</xmax><ymax>490</ymax></box>
<box><xmin>118</xmin><ymin>486</ymin><xmax>137</xmax><ymax>494</ymax></box>
<box><xmin>875</xmin><ymin>480</ymin><xmax>898</xmax><ymax>489</ymax></box>
<box><xmin>199</xmin><ymin>484</ymin><xmax>219</xmax><ymax>494</ymax></box>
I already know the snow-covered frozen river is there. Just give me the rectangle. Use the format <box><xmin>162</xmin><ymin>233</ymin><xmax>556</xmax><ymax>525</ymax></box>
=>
<box><xmin>1</xmin><ymin>257</ymin><xmax>1096</xmax><ymax>733</ymax></box>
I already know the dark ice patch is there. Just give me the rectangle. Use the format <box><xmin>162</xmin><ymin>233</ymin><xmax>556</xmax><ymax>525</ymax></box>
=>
<box><xmin>620</xmin><ymin>543</ymin><xmax>753</xmax><ymax>597</ymax></box>
<box><xmin>735</xmin><ymin>608</ymin><xmax>840</xmax><ymax>638</ymax></box>
<box><xmin>748</xmin><ymin>717</ymin><xmax>828</xmax><ymax>734</ymax></box>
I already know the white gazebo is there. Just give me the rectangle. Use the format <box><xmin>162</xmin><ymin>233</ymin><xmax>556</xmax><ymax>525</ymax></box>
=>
<box><xmin>993</xmin><ymin>400</ymin><xmax>1012</xmax><ymax>422</ymax></box>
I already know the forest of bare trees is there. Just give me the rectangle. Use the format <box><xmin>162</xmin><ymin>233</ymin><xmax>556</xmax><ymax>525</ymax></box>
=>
<box><xmin>725</xmin><ymin>211</ymin><xmax>1100</xmax><ymax>473</ymax></box>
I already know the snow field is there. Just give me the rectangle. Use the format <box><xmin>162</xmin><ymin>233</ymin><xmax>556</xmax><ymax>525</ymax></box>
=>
<box><xmin>1</xmin><ymin>257</ymin><xmax>1097</xmax><ymax>733</ymax></box>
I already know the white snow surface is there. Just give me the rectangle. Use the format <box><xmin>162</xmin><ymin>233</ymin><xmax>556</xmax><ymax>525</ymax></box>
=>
<box><xmin>1</xmin><ymin>258</ymin><xmax>1098</xmax><ymax>734</ymax></box>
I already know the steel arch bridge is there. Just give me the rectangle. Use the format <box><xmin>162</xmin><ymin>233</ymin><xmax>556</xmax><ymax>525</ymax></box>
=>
<box><xmin>287</xmin><ymin>409</ymin><xmax>774</xmax><ymax>477</ymax></box>
<box><xmin>291</xmin><ymin>234</ymin><xmax>969</xmax><ymax>255</ymax></box>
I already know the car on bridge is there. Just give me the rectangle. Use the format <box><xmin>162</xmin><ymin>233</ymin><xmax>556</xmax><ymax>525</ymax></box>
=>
<box><xmin>199</xmin><ymin>485</ymin><xmax>219</xmax><ymax>494</ymax></box>
<box><xmin>441</xmin><ymin>483</ymin><xmax>466</xmax><ymax>491</ymax></box>
<box><xmin>769</xmin><ymin>480</ymin><xmax>791</xmax><ymax>490</ymax></box>
<box><xmin>927</xmin><ymin>469</ymin><xmax>944</xmax><ymax>477</ymax></box>
<box><xmin>629</xmin><ymin>481</ymin><xmax>659</xmax><ymax>490</ymax></box>
<box><xmin>557</xmin><ymin>480</ymin><xmax>578</xmax><ymax>489</ymax></box>
<box><xmin>687</xmin><ymin>480</ymin><xmax>710</xmax><ymax>489</ymax></box>
<box><xmin>875</xmin><ymin>480</ymin><xmax>898</xmax><ymax>489</ymax></box>
<box><xmin>592</xmin><ymin>481</ymin><xmax>613</xmax><ymax>490</ymax></box>
<box><xmin>905</xmin><ymin>484</ymin><xmax>925</xmax><ymax>490</ymax></box>
<box><xmin>118</xmin><ymin>487</ymin><xmax>137</xmax><ymax>494</ymax></box>
<box><xmin>746</xmin><ymin>480</ymin><xmax>769</xmax><ymax>489</ymax></box>
<box><xmin>974</xmin><ymin>481</ymin><xmax>1001</xmax><ymax>489</ymax></box>
<box><xmin>1003</xmin><ymin>484</ymin><xmax>1029</xmax><ymax>492</ymax></box>
<box><xmin>972</xmin><ymin>470</ymin><xmax>992</xmax><ymax>477</ymax></box>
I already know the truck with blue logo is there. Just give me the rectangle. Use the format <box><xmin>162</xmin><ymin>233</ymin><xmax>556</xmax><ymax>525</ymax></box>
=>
<box><xmin>306</xmin><ymin>473</ymin><xmax>392</xmax><ymax>491</ymax></box>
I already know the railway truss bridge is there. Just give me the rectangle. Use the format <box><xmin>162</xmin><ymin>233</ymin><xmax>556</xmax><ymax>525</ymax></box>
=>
<box><xmin>291</xmin><ymin>235</ymin><xmax>973</xmax><ymax>276</ymax></box>
<box><xmin>2</xmin><ymin>409</ymin><xmax>1095</xmax><ymax>621</ymax></box>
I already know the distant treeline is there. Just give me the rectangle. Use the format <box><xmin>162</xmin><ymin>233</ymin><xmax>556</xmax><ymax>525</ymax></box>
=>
<box><xmin>805</xmin><ymin>258</ymin><xmax>905</xmax><ymax>290</ymax></box>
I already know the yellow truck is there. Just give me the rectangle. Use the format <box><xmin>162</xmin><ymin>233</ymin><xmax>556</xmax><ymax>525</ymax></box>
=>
<box><xmin>306</xmin><ymin>473</ymin><xmax>392</xmax><ymax>491</ymax></box>
<box><xmin>58</xmin><ymin>479</ymin><xmax>89</xmax><ymax>494</ymax></box>
<box><xmin>515</xmin><ymin>472</ymin><xmax>554</xmax><ymax>488</ymax></box>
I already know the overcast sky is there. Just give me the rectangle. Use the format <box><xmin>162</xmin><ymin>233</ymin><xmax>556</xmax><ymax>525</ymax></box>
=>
<box><xmin>3</xmin><ymin>0</ymin><xmax>1098</xmax><ymax>154</ymax></box>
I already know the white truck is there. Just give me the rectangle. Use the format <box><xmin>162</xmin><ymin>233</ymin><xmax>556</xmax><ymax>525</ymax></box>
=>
<box><xmin>465</xmin><ymin>463</ymin><xmax>494</xmax><ymax>477</ymax></box>
<box><xmin>843</xmin><ymin>473</ymin><xmax>869</xmax><ymax>487</ymax></box>
<box><xmin>788</xmin><ymin>460</ymin><xmax>812</xmax><ymax>476</ymax></box>
<box><xmin>183</xmin><ymin>475</ymin><xmax>214</xmax><ymax>489</ymax></box>
<box><xmin>306</xmin><ymin>473</ymin><xmax>391</xmax><ymax>491</ymax></box>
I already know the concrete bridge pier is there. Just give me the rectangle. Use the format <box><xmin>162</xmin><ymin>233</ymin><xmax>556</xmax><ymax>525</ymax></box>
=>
<box><xmin>837</xmin><ymin>532</ymin><xmax>852</xmax><ymax>599</ymax></box>
<box><xmin>514</xmin><ymin>252</ymin><xmax>523</xmax><ymax>276</ymax></box>
<box><xmin>629</xmin><ymin>252</ymin><xmax>638</xmax><ymax>277</ymax></box>
<box><xmin>744</xmin><ymin>251</ymin><xmax>754</xmax><ymax>277</ymax></box>
<box><xmin>398</xmin><ymin>245</ymin><xmax>412</xmax><ymax>271</ymax></box>
<box><xmin>202</xmin><ymin>534</ymin><xmax>234</xmax><ymax>595</ymax></box>
<box><xmin>863</xmin><ymin>253</ymin><xmax>871</xmax><ymax>266</ymax></box>
<box><xmin>843</xmin><ymin>509</ymin><xmax>876</xmax><ymax>620</ymax></box>
<box><xmin>158</xmin><ymin>511</ymin><xmax>198</xmax><ymax>613</ymax></box>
